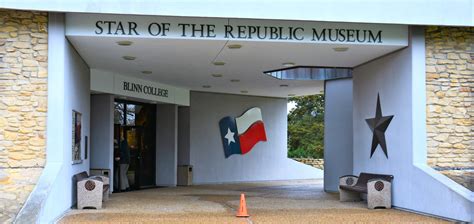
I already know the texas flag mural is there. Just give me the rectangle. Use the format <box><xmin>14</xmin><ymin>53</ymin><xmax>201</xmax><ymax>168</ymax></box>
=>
<box><xmin>219</xmin><ymin>107</ymin><xmax>267</xmax><ymax>158</ymax></box>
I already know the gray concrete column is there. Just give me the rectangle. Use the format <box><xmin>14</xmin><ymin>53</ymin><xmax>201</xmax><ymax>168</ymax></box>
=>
<box><xmin>155</xmin><ymin>104</ymin><xmax>178</xmax><ymax>186</ymax></box>
<box><xmin>323</xmin><ymin>78</ymin><xmax>353</xmax><ymax>192</ymax></box>
<box><xmin>177</xmin><ymin>106</ymin><xmax>190</xmax><ymax>166</ymax></box>
<box><xmin>90</xmin><ymin>94</ymin><xmax>114</xmax><ymax>191</ymax></box>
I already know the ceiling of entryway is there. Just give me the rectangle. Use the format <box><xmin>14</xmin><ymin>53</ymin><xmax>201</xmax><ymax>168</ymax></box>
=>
<box><xmin>67</xmin><ymin>36</ymin><xmax>404</xmax><ymax>98</ymax></box>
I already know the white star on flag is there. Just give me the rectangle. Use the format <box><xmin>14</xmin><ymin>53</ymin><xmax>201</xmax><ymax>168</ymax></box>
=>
<box><xmin>224</xmin><ymin>128</ymin><xmax>235</xmax><ymax>145</ymax></box>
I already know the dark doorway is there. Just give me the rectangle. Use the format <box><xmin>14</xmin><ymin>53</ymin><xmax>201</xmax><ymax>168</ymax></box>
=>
<box><xmin>114</xmin><ymin>100</ymin><xmax>156</xmax><ymax>192</ymax></box>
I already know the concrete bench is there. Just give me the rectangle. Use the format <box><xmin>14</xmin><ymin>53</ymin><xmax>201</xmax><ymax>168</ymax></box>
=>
<box><xmin>339</xmin><ymin>172</ymin><xmax>394</xmax><ymax>209</ymax></box>
<box><xmin>73</xmin><ymin>171</ymin><xmax>110</xmax><ymax>209</ymax></box>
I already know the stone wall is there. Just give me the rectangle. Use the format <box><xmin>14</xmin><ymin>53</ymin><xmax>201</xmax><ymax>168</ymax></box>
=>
<box><xmin>0</xmin><ymin>10</ymin><xmax>48</xmax><ymax>223</ymax></box>
<box><xmin>292</xmin><ymin>158</ymin><xmax>324</xmax><ymax>170</ymax></box>
<box><xmin>425</xmin><ymin>26</ymin><xmax>473</xmax><ymax>191</ymax></box>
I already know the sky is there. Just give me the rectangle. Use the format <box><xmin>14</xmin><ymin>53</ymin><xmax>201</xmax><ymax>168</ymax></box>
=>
<box><xmin>287</xmin><ymin>101</ymin><xmax>296</xmax><ymax>114</ymax></box>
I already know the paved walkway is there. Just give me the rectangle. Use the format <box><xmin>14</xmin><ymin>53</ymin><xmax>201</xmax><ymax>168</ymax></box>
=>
<box><xmin>59</xmin><ymin>179</ymin><xmax>448</xmax><ymax>223</ymax></box>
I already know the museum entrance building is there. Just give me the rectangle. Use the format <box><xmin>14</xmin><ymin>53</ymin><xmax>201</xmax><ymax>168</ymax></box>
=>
<box><xmin>71</xmin><ymin>13</ymin><xmax>410</xmax><ymax>193</ymax></box>
<box><xmin>0</xmin><ymin>3</ymin><xmax>472</xmax><ymax>223</ymax></box>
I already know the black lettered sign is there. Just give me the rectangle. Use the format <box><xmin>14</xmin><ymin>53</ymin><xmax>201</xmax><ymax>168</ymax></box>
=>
<box><xmin>122</xmin><ymin>81</ymin><xmax>168</xmax><ymax>98</ymax></box>
<box><xmin>66</xmin><ymin>14</ymin><xmax>408</xmax><ymax>46</ymax></box>
<box><xmin>94</xmin><ymin>21</ymin><xmax>382</xmax><ymax>43</ymax></box>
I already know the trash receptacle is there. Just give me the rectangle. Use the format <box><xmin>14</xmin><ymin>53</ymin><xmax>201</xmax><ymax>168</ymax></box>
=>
<box><xmin>90</xmin><ymin>168</ymin><xmax>111</xmax><ymax>179</ymax></box>
<box><xmin>177</xmin><ymin>165</ymin><xmax>193</xmax><ymax>186</ymax></box>
<box><xmin>90</xmin><ymin>168</ymin><xmax>111</xmax><ymax>193</ymax></box>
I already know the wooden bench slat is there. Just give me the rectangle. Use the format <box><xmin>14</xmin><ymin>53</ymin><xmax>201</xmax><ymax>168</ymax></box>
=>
<box><xmin>340</xmin><ymin>185</ymin><xmax>367</xmax><ymax>193</ymax></box>
<box><xmin>340</xmin><ymin>172</ymin><xmax>393</xmax><ymax>193</ymax></box>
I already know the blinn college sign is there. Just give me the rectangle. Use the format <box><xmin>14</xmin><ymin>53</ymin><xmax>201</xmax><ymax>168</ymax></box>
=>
<box><xmin>90</xmin><ymin>69</ymin><xmax>190</xmax><ymax>106</ymax></box>
<box><xmin>123</xmin><ymin>81</ymin><xmax>169</xmax><ymax>98</ymax></box>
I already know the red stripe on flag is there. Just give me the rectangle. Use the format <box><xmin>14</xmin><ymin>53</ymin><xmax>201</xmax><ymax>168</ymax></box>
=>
<box><xmin>238</xmin><ymin>121</ymin><xmax>267</xmax><ymax>154</ymax></box>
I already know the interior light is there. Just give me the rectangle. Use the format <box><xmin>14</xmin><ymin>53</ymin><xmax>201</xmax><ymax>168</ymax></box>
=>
<box><xmin>213</xmin><ymin>61</ymin><xmax>225</xmax><ymax>66</ymax></box>
<box><xmin>333</xmin><ymin>47</ymin><xmax>349</xmax><ymax>52</ymax></box>
<box><xmin>212</xmin><ymin>74</ymin><xmax>223</xmax><ymax>77</ymax></box>
<box><xmin>240</xmin><ymin>90</ymin><xmax>248</xmax><ymax>93</ymax></box>
<box><xmin>141</xmin><ymin>71</ymin><xmax>152</xmax><ymax>74</ymax></box>
<box><xmin>227</xmin><ymin>44</ymin><xmax>242</xmax><ymax>49</ymax></box>
<box><xmin>202</xmin><ymin>85</ymin><xmax>211</xmax><ymax>88</ymax></box>
<box><xmin>122</xmin><ymin>56</ymin><xmax>136</xmax><ymax>60</ymax></box>
<box><xmin>280</xmin><ymin>84</ymin><xmax>289</xmax><ymax>87</ymax></box>
<box><xmin>117</xmin><ymin>41</ymin><xmax>133</xmax><ymax>46</ymax></box>
<box><xmin>230</xmin><ymin>79</ymin><xmax>240</xmax><ymax>82</ymax></box>
<box><xmin>282</xmin><ymin>62</ymin><xmax>295</xmax><ymax>67</ymax></box>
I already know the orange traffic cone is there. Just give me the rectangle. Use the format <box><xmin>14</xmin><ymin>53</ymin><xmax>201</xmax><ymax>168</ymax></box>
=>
<box><xmin>236</xmin><ymin>193</ymin><xmax>249</xmax><ymax>217</ymax></box>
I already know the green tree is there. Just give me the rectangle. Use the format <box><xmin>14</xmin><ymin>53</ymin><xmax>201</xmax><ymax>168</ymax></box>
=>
<box><xmin>287</xmin><ymin>95</ymin><xmax>325</xmax><ymax>158</ymax></box>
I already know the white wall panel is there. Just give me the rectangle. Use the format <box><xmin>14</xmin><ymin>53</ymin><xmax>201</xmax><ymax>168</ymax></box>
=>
<box><xmin>352</xmin><ymin>27</ymin><xmax>472</xmax><ymax>222</ymax></box>
<box><xmin>90</xmin><ymin>94</ymin><xmax>114</xmax><ymax>192</ymax></box>
<box><xmin>189</xmin><ymin>92</ymin><xmax>322</xmax><ymax>184</ymax></box>
<box><xmin>155</xmin><ymin>104</ymin><xmax>178</xmax><ymax>186</ymax></box>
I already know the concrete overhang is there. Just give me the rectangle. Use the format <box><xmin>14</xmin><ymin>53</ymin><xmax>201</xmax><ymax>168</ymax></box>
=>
<box><xmin>0</xmin><ymin>0</ymin><xmax>473</xmax><ymax>26</ymax></box>
<box><xmin>65</xmin><ymin>13</ymin><xmax>410</xmax><ymax>98</ymax></box>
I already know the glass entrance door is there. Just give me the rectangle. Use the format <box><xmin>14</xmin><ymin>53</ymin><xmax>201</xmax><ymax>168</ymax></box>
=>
<box><xmin>114</xmin><ymin>100</ymin><xmax>156</xmax><ymax>191</ymax></box>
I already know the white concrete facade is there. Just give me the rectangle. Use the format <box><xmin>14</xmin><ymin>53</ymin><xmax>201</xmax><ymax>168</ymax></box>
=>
<box><xmin>41</xmin><ymin>14</ymin><xmax>92</xmax><ymax>222</ymax></box>
<box><xmin>16</xmin><ymin>13</ymin><xmax>93</xmax><ymax>223</ymax></box>
<box><xmin>1</xmin><ymin>0</ymin><xmax>473</xmax><ymax>26</ymax></box>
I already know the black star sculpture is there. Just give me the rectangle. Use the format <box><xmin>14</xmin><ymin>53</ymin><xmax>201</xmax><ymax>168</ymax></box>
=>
<box><xmin>365</xmin><ymin>94</ymin><xmax>394</xmax><ymax>159</ymax></box>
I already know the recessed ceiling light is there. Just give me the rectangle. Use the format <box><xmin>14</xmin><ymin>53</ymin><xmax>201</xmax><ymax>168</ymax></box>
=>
<box><xmin>142</xmin><ymin>71</ymin><xmax>152</xmax><ymax>74</ymax></box>
<box><xmin>333</xmin><ymin>47</ymin><xmax>349</xmax><ymax>52</ymax></box>
<box><xmin>119</xmin><ymin>96</ymin><xmax>127</xmax><ymax>99</ymax></box>
<box><xmin>211</xmin><ymin>74</ymin><xmax>223</xmax><ymax>77</ymax></box>
<box><xmin>202</xmin><ymin>85</ymin><xmax>211</xmax><ymax>88</ymax></box>
<box><xmin>288</xmin><ymin>93</ymin><xmax>296</xmax><ymax>97</ymax></box>
<box><xmin>213</xmin><ymin>61</ymin><xmax>225</xmax><ymax>66</ymax></box>
<box><xmin>230</xmin><ymin>79</ymin><xmax>240</xmax><ymax>82</ymax></box>
<box><xmin>117</xmin><ymin>40</ymin><xmax>133</xmax><ymax>46</ymax></box>
<box><xmin>240</xmin><ymin>90</ymin><xmax>248</xmax><ymax>93</ymax></box>
<box><xmin>122</xmin><ymin>56</ymin><xmax>136</xmax><ymax>60</ymax></box>
<box><xmin>280</xmin><ymin>84</ymin><xmax>289</xmax><ymax>87</ymax></box>
<box><xmin>227</xmin><ymin>44</ymin><xmax>242</xmax><ymax>49</ymax></box>
<box><xmin>282</xmin><ymin>62</ymin><xmax>295</xmax><ymax>67</ymax></box>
